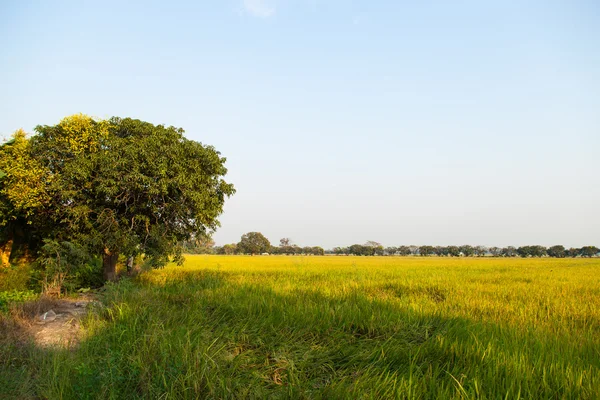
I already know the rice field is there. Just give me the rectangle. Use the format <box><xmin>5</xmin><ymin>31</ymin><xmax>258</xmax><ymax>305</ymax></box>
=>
<box><xmin>2</xmin><ymin>255</ymin><xmax>600</xmax><ymax>399</ymax></box>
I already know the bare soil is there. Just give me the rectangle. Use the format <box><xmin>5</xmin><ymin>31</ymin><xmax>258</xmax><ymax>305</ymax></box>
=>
<box><xmin>4</xmin><ymin>294</ymin><xmax>99</xmax><ymax>348</ymax></box>
<box><xmin>31</xmin><ymin>297</ymin><xmax>96</xmax><ymax>347</ymax></box>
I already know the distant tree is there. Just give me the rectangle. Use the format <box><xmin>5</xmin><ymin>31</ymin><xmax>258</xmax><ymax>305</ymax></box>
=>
<box><xmin>547</xmin><ymin>245</ymin><xmax>566</xmax><ymax>258</ymax></box>
<box><xmin>360</xmin><ymin>244</ymin><xmax>372</xmax><ymax>256</ymax></box>
<box><xmin>278</xmin><ymin>245</ymin><xmax>289</xmax><ymax>255</ymax></box>
<box><xmin>237</xmin><ymin>232</ymin><xmax>270</xmax><ymax>255</ymax></box>
<box><xmin>501</xmin><ymin>246</ymin><xmax>518</xmax><ymax>257</ymax></box>
<box><xmin>279</xmin><ymin>245</ymin><xmax>301</xmax><ymax>255</ymax></box>
<box><xmin>291</xmin><ymin>245</ymin><xmax>302</xmax><ymax>255</ymax></box>
<box><xmin>419</xmin><ymin>245</ymin><xmax>435</xmax><ymax>256</ymax></box>
<box><xmin>364</xmin><ymin>241</ymin><xmax>384</xmax><ymax>256</ymax></box>
<box><xmin>488</xmin><ymin>247</ymin><xmax>502</xmax><ymax>257</ymax></box>
<box><xmin>333</xmin><ymin>246</ymin><xmax>348</xmax><ymax>255</ymax></box>
<box><xmin>408</xmin><ymin>245</ymin><xmax>419</xmax><ymax>256</ymax></box>
<box><xmin>301</xmin><ymin>246</ymin><xmax>313</xmax><ymax>255</ymax></box>
<box><xmin>517</xmin><ymin>246</ymin><xmax>531</xmax><ymax>257</ymax></box>
<box><xmin>222</xmin><ymin>243</ymin><xmax>237</xmax><ymax>255</ymax></box>
<box><xmin>350</xmin><ymin>246</ymin><xmax>361</xmax><ymax>256</ymax></box>
<box><xmin>269</xmin><ymin>245</ymin><xmax>280</xmax><ymax>255</ymax></box>
<box><xmin>397</xmin><ymin>246</ymin><xmax>411</xmax><ymax>256</ymax></box>
<box><xmin>349</xmin><ymin>244</ymin><xmax>373</xmax><ymax>256</ymax></box>
<box><xmin>565</xmin><ymin>247</ymin><xmax>580</xmax><ymax>257</ymax></box>
<box><xmin>533</xmin><ymin>245</ymin><xmax>548</xmax><ymax>257</ymax></box>
<box><xmin>435</xmin><ymin>246</ymin><xmax>448</xmax><ymax>257</ymax></box>
<box><xmin>311</xmin><ymin>246</ymin><xmax>325</xmax><ymax>256</ymax></box>
<box><xmin>385</xmin><ymin>246</ymin><xmax>397</xmax><ymax>256</ymax></box>
<box><xmin>181</xmin><ymin>236</ymin><xmax>215</xmax><ymax>254</ymax></box>
<box><xmin>474</xmin><ymin>246</ymin><xmax>487</xmax><ymax>257</ymax></box>
<box><xmin>517</xmin><ymin>245</ymin><xmax>546</xmax><ymax>258</ymax></box>
<box><xmin>347</xmin><ymin>244</ymin><xmax>360</xmax><ymax>255</ymax></box>
<box><xmin>459</xmin><ymin>245</ymin><xmax>475</xmax><ymax>257</ymax></box>
<box><xmin>446</xmin><ymin>246</ymin><xmax>460</xmax><ymax>257</ymax></box>
<box><xmin>580</xmin><ymin>246</ymin><xmax>599</xmax><ymax>258</ymax></box>
<box><xmin>279</xmin><ymin>238</ymin><xmax>291</xmax><ymax>247</ymax></box>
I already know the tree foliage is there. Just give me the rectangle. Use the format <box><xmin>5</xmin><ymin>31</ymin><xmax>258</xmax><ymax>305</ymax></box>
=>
<box><xmin>0</xmin><ymin>130</ymin><xmax>55</xmax><ymax>265</ymax></box>
<box><xmin>547</xmin><ymin>245</ymin><xmax>566</xmax><ymax>258</ymax></box>
<box><xmin>237</xmin><ymin>232</ymin><xmax>271</xmax><ymax>255</ymax></box>
<box><xmin>580</xmin><ymin>246</ymin><xmax>599</xmax><ymax>258</ymax></box>
<box><xmin>0</xmin><ymin>115</ymin><xmax>235</xmax><ymax>284</ymax></box>
<box><xmin>0</xmin><ymin>129</ymin><xmax>52</xmax><ymax>221</ymax></box>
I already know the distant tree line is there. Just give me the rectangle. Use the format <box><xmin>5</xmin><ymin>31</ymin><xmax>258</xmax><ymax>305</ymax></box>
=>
<box><xmin>186</xmin><ymin>234</ymin><xmax>325</xmax><ymax>256</ymax></box>
<box><xmin>334</xmin><ymin>244</ymin><xmax>599</xmax><ymax>258</ymax></box>
<box><xmin>183</xmin><ymin>234</ymin><xmax>599</xmax><ymax>258</ymax></box>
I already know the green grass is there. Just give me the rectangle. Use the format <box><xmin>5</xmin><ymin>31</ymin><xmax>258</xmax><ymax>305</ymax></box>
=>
<box><xmin>1</xmin><ymin>256</ymin><xmax>599</xmax><ymax>399</ymax></box>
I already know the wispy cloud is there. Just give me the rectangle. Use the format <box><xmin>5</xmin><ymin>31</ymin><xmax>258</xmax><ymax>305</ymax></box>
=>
<box><xmin>243</xmin><ymin>0</ymin><xmax>276</xmax><ymax>18</ymax></box>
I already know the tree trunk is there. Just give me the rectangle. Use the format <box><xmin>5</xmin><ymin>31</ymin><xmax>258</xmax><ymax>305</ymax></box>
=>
<box><xmin>0</xmin><ymin>238</ymin><xmax>12</xmax><ymax>267</ymax></box>
<box><xmin>126</xmin><ymin>256</ymin><xmax>134</xmax><ymax>273</ymax></box>
<box><xmin>103</xmin><ymin>249</ymin><xmax>119</xmax><ymax>282</ymax></box>
<box><xmin>8</xmin><ymin>224</ymin><xmax>31</xmax><ymax>265</ymax></box>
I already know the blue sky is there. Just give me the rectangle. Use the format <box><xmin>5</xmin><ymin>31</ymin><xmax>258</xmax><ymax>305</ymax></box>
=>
<box><xmin>1</xmin><ymin>0</ymin><xmax>598</xmax><ymax>248</ymax></box>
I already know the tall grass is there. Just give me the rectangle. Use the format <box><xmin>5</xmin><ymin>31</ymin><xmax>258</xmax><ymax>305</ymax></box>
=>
<box><xmin>1</xmin><ymin>256</ymin><xmax>599</xmax><ymax>399</ymax></box>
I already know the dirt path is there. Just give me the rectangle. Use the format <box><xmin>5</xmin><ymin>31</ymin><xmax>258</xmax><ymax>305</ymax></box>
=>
<box><xmin>31</xmin><ymin>297</ymin><xmax>98</xmax><ymax>348</ymax></box>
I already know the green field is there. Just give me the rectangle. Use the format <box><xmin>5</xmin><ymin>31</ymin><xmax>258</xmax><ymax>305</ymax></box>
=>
<box><xmin>2</xmin><ymin>256</ymin><xmax>600</xmax><ymax>399</ymax></box>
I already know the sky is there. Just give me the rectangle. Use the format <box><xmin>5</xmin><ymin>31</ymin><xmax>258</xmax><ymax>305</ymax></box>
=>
<box><xmin>1</xmin><ymin>0</ymin><xmax>598</xmax><ymax>248</ymax></box>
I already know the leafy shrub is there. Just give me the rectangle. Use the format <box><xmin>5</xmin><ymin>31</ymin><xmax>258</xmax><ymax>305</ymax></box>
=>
<box><xmin>0</xmin><ymin>264</ymin><xmax>32</xmax><ymax>291</ymax></box>
<box><xmin>31</xmin><ymin>240</ymin><xmax>103</xmax><ymax>294</ymax></box>
<box><xmin>70</xmin><ymin>256</ymin><xmax>104</xmax><ymax>290</ymax></box>
<box><xmin>0</xmin><ymin>290</ymin><xmax>37</xmax><ymax>313</ymax></box>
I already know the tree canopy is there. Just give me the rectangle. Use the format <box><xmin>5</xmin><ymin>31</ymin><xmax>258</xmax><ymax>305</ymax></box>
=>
<box><xmin>0</xmin><ymin>115</ymin><xmax>235</xmax><ymax>281</ymax></box>
<box><xmin>237</xmin><ymin>232</ymin><xmax>271</xmax><ymax>255</ymax></box>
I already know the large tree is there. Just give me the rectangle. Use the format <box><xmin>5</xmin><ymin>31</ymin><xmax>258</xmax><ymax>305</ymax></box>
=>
<box><xmin>237</xmin><ymin>232</ymin><xmax>270</xmax><ymax>255</ymax></box>
<box><xmin>7</xmin><ymin>115</ymin><xmax>234</xmax><ymax>281</ymax></box>
<box><xmin>547</xmin><ymin>245</ymin><xmax>566</xmax><ymax>258</ymax></box>
<box><xmin>579</xmin><ymin>246</ymin><xmax>599</xmax><ymax>258</ymax></box>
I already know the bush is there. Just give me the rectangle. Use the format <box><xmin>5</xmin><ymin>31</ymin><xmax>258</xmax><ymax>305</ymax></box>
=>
<box><xmin>0</xmin><ymin>264</ymin><xmax>32</xmax><ymax>292</ymax></box>
<box><xmin>70</xmin><ymin>257</ymin><xmax>104</xmax><ymax>290</ymax></box>
<box><xmin>32</xmin><ymin>240</ymin><xmax>103</xmax><ymax>294</ymax></box>
<box><xmin>0</xmin><ymin>290</ymin><xmax>37</xmax><ymax>313</ymax></box>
